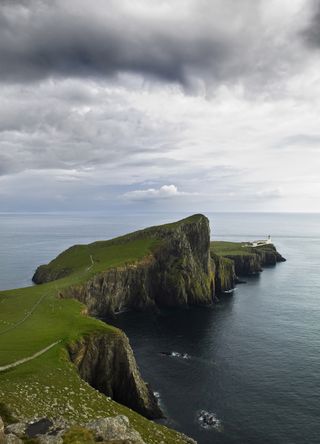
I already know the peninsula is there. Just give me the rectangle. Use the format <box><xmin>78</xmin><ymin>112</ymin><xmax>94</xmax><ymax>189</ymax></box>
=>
<box><xmin>0</xmin><ymin>214</ymin><xmax>285</xmax><ymax>443</ymax></box>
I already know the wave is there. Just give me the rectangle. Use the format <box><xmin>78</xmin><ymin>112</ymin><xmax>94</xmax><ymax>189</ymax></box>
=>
<box><xmin>196</xmin><ymin>410</ymin><xmax>223</xmax><ymax>431</ymax></box>
<box><xmin>160</xmin><ymin>351</ymin><xmax>191</xmax><ymax>360</ymax></box>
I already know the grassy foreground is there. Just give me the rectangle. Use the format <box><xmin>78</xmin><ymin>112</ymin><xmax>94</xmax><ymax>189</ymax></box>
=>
<box><xmin>0</xmin><ymin>218</ymin><xmax>200</xmax><ymax>443</ymax></box>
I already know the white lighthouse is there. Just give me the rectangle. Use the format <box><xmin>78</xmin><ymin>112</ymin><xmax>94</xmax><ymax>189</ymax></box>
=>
<box><xmin>251</xmin><ymin>235</ymin><xmax>272</xmax><ymax>247</ymax></box>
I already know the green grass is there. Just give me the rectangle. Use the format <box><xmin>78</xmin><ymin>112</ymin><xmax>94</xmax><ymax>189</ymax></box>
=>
<box><xmin>36</xmin><ymin>237</ymin><xmax>159</xmax><ymax>282</ymax></box>
<box><xmin>35</xmin><ymin>214</ymin><xmax>205</xmax><ymax>283</ymax></box>
<box><xmin>211</xmin><ymin>241</ymin><xmax>253</xmax><ymax>256</ymax></box>
<box><xmin>211</xmin><ymin>241</ymin><xmax>275</xmax><ymax>257</ymax></box>
<box><xmin>0</xmin><ymin>215</ymin><xmax>203</xmax><ymax>443</ymax></box>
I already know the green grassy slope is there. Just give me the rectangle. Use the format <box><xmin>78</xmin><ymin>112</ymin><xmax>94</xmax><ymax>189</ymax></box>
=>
<box><xmin>0</xmin><ymin>216</ymin><xmax>201</xmax><ymax>443</ymax></box>
<box><xmin>33</xmin><ymin>214</ymin><xmax>205</xmax><ymax>283</ymax></box>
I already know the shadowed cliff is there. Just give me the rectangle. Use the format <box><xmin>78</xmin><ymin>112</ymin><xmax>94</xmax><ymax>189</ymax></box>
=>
<box><xmin>68</xmin><ymin>330</ymin><xmax>162</xmax><ymax>419</ymax></box>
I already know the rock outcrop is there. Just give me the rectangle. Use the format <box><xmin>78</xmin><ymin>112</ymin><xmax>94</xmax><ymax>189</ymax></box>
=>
<box><xmin>0</xmin><ymin>415</ymin><xmax>149</xmax><ymax>444</ymax></box>
<box><xmin>0</xmin><ymin>416</ymin><xmax>4</xmax><ymax>443</ymax></box>
<box><xmin>68</xmin><ymin>330</ymin><xmax>162</xmax><ymax>420</ymax></box>
<box><xmin>0</xmin><ymin>414</ymin><xmax>197</xmax><ymax>444</ymax></box>
<box><xmin>222</xmin><ymin>245</ymin><xmax>286</xmax><ymax>277</ymax></box>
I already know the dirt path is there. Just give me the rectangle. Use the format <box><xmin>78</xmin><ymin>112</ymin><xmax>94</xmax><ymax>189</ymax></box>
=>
<box><xmin>86</xmin><ymin>254</ymin><xmax>94</xmax><ymax>271</ymax></box>
<box><xmin>0</xmin><ymin>340</ymin><xmax>62</xmax><ymax>372</ymax></box>
<box><xmin>0</xmin><ymin>292</ymin><xmax>46</xmax><ymax>336</ymax></box>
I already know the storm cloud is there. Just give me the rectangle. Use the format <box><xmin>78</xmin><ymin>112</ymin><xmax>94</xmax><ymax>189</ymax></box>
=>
<box><xmin>0</xmin><ymin>0</ymin><xmax>319</xmax><ymax>212</ymax></box>
<box><xmin>0</xmin><ymin>0</ymin><xmax>309</xmax><ymax>90</ymax></box>
<box><xmin>303</xmin><ymin>0</ymin><xmax>320</xmax><ymax>47</ymax></box>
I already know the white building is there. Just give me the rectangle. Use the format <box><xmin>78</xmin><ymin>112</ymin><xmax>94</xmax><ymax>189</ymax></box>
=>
<box><xmin>243</xmin><ymin>235</ymin><xmax>272</xmax><ymax>248</ymax></box>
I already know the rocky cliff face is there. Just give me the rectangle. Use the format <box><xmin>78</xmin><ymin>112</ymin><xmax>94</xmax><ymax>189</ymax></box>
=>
<box><xmin>60</xmin><ymin>215</ymin><xmax>214</xmax><ymax>317</ymax></box>
<box><xmin>68</xmin><ymin>330</ymin><xmax>162</xmax><ymax>419</ymax></box>
<box><xmin>225</xmin><ymin>245</ymin><xmax>286</xmax><ymax>277</ymax></box>
<box><xmin>211</xmin><ymin>254</ymin><xmax>236</xmax><ymax>294</ymax></box>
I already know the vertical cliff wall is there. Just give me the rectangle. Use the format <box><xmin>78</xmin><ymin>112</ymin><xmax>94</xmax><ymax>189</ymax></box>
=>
<box><xmin>222</xmin><ymin>245</ymin><xmax>286</xmax><ymax>277</ymax></box>
<box><xmin>68</xmin><ymin>330</ymin><xmax>162</xmax><ymax>419</ymax></box>
<box><xmin>211</xmin><ymin>254</ymin><xmax>236</xmax><ymax>294</ymax></box>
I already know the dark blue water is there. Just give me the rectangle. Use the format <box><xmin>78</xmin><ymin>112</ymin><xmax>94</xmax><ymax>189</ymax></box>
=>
<box><xmin>1</xmin><ymin>212</ymin><xmax>320</xmax><ymax>444</ymax></box>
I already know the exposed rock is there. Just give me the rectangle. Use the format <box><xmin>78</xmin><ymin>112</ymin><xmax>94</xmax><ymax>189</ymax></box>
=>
<box><xmin>68</xmin><ymin>331</ymin><xmax>162</xmax><ymax>419</ymax></box>
<box><xmin>4</xmin><ymin>424</ymin><xmax>25</xmax><ymax>439</ymax></box>
<box><xmin>4</xmin><ymin>435</ymin><xmax>22</xmax><ymax>444</ymax></box>
<box><xmin>1</xmin><ymin>416</ymin><xmax>151</xmax><ymax>444</ymax></box>
<box><xmin>86</xmin><ymin>415</ymin><xmax>145</xmax><ymax>443</ymax></box>
<box><xmin>37</xmin><ymin>435</ymin><xmax>63</xmax><ymax>444</ymax></box>
<box><xmin>0</xmin><ymin>417</ymin><xmax>4</xmax><ymax>444</ymax></box>
<box><xmin>226</xmin><ymin>253</ymin><xmax>262</xmax><ymax>276</ymax></box>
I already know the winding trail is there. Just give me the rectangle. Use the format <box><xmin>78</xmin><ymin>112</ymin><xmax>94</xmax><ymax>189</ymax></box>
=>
<box><xmin>0</xmin><ymin>292</ymin><xmax>47</xmax><ymax>336</ymax></box>
<box><xmin>86</xmin><ymin>254</ymin><xmax>94</xmax><ymax>271</ymax></box>
<box><xmin>0</xmin><ymin>340</ymin><xmax>62</xmax><ymax>372</ymax></box>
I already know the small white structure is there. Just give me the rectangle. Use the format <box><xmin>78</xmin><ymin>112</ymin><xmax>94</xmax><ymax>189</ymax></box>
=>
<box><xmin>243</xmin><ymin>235</ymin><xmax>272</xmax><ymax>248</ymax></box>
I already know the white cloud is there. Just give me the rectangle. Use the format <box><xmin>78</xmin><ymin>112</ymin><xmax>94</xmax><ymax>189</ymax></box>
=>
<box><xmin>122</xmin><ymin>184</ymin><xmax>196</xmax><ymax>201</ymax></box>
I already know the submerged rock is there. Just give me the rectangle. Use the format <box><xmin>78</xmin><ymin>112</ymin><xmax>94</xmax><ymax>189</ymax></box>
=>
<box><xmin>196</xmin><ymin>410</ymin><xmax>222</xmax><ymax>431</ymax></box>
<box><xmin>160</xmin><ymin>351</ymin><xmax>191</xmax><ymax>360</ymax></box>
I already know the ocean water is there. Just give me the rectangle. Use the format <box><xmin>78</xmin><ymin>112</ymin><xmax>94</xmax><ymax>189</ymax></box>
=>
<box><xmin>0</xmin><ymin>212</ymin><xmax>320</xmax><ymax>443</ymax></box>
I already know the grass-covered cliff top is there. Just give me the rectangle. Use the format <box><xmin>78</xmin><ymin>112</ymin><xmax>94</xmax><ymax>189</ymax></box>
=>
<box><xmin>211</xmin><ymin>240</ymin><xmax>277</xmax><ymax>257</ymax></box>
<box><xmin>0</xmin><ymin>215</ymin><xmax>205</xmax><ymax>443</ymax></box>
<box><xmin>33</xmin><ymin>213</ymin><xmax>208</xmax><ymax>284</ymax></box>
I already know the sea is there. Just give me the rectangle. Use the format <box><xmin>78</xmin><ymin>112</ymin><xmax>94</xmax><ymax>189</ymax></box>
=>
<box><xmin>0</xmin><ymin>212</ymin><xmax>319</xmax><ymax>444</ymax></box>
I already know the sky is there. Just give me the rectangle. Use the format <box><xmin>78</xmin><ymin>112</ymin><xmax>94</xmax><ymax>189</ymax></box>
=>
<box><xmin>0</xmin><ymin>0</ymin><xmax>320</xmax><ymax>213</ymax></box>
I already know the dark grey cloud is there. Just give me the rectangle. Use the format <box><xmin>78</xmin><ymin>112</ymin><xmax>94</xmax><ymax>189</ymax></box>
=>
<box><xmin>0</xmin><ymin>0</ymin><xmax>306</xmax><ymax>89</ymax></box>
<box><xmin>303</xmin><ymin>0</ymin><xmax>320</xmax><ymax>47</ymax></box>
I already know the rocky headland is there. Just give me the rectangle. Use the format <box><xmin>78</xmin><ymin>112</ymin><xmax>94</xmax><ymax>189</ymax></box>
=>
<box><xmin>211</xmin><ymin>241</ymin><xmax>286</xmax><ymax>282</ymax></box>
<box><xmin>30</xmin><ymin>216</ymin><xmax>286</xmax><ymax>424</ymax></box>
<box><xmin>33</xmin><ymin>214</ymin><xmax>214</xmax><ymax>317</ymax></box>
<box><xmin>0</xmin><ymin>215</ymin><xmax>286</xmax><ymax>444</ymax></box>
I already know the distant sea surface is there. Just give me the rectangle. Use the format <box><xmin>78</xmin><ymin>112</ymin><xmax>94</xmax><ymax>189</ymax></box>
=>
<box><xmin>1</xmin><ymin>212</ymin><xmax>320</xmax><ymax>444</ymax></box>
